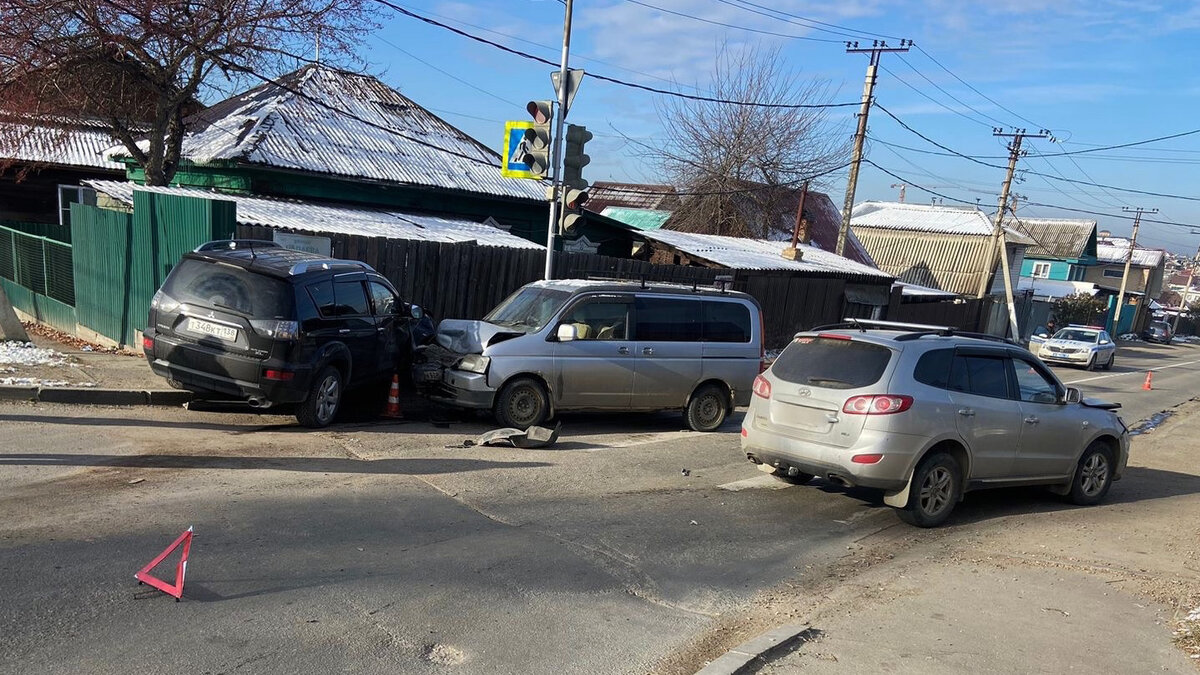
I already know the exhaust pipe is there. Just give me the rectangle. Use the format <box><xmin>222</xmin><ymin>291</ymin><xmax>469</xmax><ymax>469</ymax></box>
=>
<box><xmin>826</xmin><ymin>473</ymin><xmax>853</xmax><ymax>488</ymax></box>
<box><xmin>246</xmin><ymin>397</ymin><xmax>272</xmax><ymax>409</ymax></box>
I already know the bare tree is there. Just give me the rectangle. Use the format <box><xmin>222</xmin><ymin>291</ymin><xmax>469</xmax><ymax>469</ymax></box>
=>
<box><xmin>646</xmin><ymin>42</ymin><xmax>848</xmax><ymax>238</ymax></box>
<box><xmin>0</xmin><ymin>0</ymin><xmax>376</xmax><ymax>185</ymax></box>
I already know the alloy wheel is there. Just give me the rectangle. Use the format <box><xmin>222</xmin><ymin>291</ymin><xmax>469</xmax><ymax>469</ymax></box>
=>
<box><xmin>1080</xmin><ymin>452</ymin><xmax>1110</xmax><ymax>497</ymax></box>
<box><xmin>316</xmin><ymin>375</ymin><xmax>340</xmax><ymax>424</ymax></box>
<box><xmin>919</xmin><ymin>466</ymin><xmax>953</xmax><ymax>515</ymax></box>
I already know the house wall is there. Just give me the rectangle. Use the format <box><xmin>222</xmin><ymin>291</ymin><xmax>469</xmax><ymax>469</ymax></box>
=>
<box><xmin>1021</xmin><ymin>258</ymin><xmax>1072</xmax><ymax>281</ymax></box>
<box><xmin>1085</xmin><ymin>263</ymin><xmax>1150</xmax><ymax>294</ymax></box>
<box><xmin>851</xmin><ymin>227</ymin><xmax>994</xmax><ymax>295</ymax></box>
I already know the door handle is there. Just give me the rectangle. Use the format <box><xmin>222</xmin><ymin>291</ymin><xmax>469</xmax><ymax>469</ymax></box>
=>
<box><xmin>1024</xmin><ymin>416</ymin><xmax>1040</xmax><ymax>425</ymax></box>
<box><xmin>957</xmin><ymin>408</ymin><xmax>975</xmax><ymax>417</ymax></box>
<box><xmin>339</xmin><ymin>328</ymin><xmax>351</xmax><ymax>334</ymax></box>
<box><xmin>617</xmin><ymin>346</ymin><xmax>630</xmax><ymax>355</ymax></box>
<box><xmin>642</xmin><ymin>347</ymin><xmax>654</xmax><ymax>355</ymax></box>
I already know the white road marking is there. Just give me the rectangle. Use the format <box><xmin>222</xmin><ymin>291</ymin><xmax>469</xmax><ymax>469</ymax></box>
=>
<box><xmin>718</xmin><ymin>474</ymin><xmax>792</xmax><ymax>491</ymax></box>
<box><xmin>1060</xmin><ymin>357</ymin><xmax>1200</xmax><ymax>384</ymax></box>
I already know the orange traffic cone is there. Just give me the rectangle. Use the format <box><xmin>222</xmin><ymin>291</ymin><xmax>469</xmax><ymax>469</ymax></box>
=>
<box><xmin>1143</xmin><ymin>371</ymin><xmax>1153</xmax><ymax>391</ymax></box>
<box><xmin>383</xmin><ymin>373</ymin><xmax>403</xmax><ymax>419</ymax></box>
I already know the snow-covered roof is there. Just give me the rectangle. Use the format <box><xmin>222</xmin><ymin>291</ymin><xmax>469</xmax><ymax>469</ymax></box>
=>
<box><xmin>852</xmin><ymin>200</ymin><xmax>1034</xmax><ymax>244</ymax></box>
<box><xmin>639</xmin><ymin>229</ymin><xmax>892</xmax><ymax>280</ymax></box>
<box><xmin>894</xmin><ymin>281</ymin><xmax>958</xmax><ymax>299</ymax></box>
<box><xmin>107</xmin><ymin>66</ymin><xmax>544</xmax><ymax>202</ymax></box>
<box><xmin>85</xmin><ymin>180</ymin><xmax>541</xmax><ymax>249</ymax></box>
<box><xmin>1016</xmin><ymin>277</ymin><xmax>1098</xmax><ymax>300</ymax></box>
<box><xmin>0</xmin><ymin>119</ymin><xmax>124</xmax><ymax>170</ymax></box>
<box><xmin>1096</xmin><ymin>237</ymin><xmax>1165</xmax><ymax>267</ymax></box>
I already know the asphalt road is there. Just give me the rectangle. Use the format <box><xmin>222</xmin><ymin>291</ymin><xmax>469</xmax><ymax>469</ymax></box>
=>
<box><xmin>0</xmin><ymin>339</ymin><xmax>1196</xmax><ymax>674</ymax></box>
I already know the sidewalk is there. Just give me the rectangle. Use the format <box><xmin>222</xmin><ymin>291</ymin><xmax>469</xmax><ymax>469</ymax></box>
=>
<box><xmin>711</xmin><ymin>400</ymin><xmax>1200</xmax><ymax>674</ymax></box>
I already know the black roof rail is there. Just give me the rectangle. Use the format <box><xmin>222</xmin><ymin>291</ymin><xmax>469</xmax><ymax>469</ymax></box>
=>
<box><xmin>954</xmin><ymin>331</ymin><xmax>1021</xmax><ymax>346</ymax></box>
<box><xmin>288</xmin><ymin>259</ymin><xmax>375</xmax><ymax>276</ymax></box>
<box><xmin>194</xmin><ymin>239</ymin><xmax>280</xmax><ymax>253</ymax></box>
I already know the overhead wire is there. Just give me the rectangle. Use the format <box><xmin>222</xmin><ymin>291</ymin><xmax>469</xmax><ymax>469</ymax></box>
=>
<box><xmin>377</xmin><ymin>0</ymin><xmax>861</xmax><ymax>109</ymax></box>
<box><xmin>894</xmin><ymin>54</ymin><xmax>1011</xmax><ymax>128</ymax></box>
<box><xmin>622</xmin><ymin>0</ymin><xmax>842</xmax><ymax>42</ymax></box>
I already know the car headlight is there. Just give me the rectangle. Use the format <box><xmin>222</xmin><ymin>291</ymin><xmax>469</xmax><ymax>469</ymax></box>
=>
<box><xmin>457</xmin><ymin>354</ymin><xmax>490</xmax><ymax>374</ymax></box>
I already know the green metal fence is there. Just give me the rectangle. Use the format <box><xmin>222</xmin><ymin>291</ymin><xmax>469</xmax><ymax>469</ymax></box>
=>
<box><xmin>0</xmin><ymin>224</ymin><xmax>75</xmax><ymax>306</ymax></box>
<box><xmin>0</xmin><ymin>220</ymin><xmax>71</xmax><ymax>243</ymax></box>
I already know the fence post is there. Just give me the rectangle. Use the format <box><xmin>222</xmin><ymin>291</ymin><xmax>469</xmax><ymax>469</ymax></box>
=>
<box><xmin>41</xmin><ymin>239</ymin><xmax>49</xmax><ymax>297</ymax></box>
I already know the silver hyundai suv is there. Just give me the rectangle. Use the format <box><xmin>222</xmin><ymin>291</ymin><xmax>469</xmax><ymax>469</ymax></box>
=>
<box><xmin>741</xmin><ymin>320</ymin><xmax>1129</xmax><ymax>527</ymax></box>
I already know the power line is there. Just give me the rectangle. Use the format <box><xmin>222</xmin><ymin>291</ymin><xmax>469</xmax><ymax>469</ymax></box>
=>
<box><xmin>707</xmin><ymin>0</ymin><xmax>866</xmax><ymax>40</ymax></box>
<box><xmin>878</xmin><ymin>64</ymin><xmax>995</xmax><ymax>128</ymax></box>
<box><xmin>723</xmin><ymin>0</ymin><xmax>901</xmax><ymax>40</ymax></box>
<box><xmin>378</xmin><ymin>0</ymin><xmax>861</xmax><ymax>109</ymax></box>
<box><xmin>894</xmin><ymin>54</ymin><xmax>1011</xmax><ymax>128</ymax></box>
<box><xmin>375</xmin><ymin>36</ymin><xmax>521</xmax><ymax>108</ymax></box>
<box><xmin>623</xmin><ymin>0</ymin><xmax>842</xmax><ymax>42</ymax></box>
<box><xmin>912</xmin><ymin>44</ymin><xmax>1046</xmax><ymax>129</ymax></box>
<box><xmin>873</xmin><ymin>102</ymin><xmax>1200</xmax><ymax>203</ymax></box>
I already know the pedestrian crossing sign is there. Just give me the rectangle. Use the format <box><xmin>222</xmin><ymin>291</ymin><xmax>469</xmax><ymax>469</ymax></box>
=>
<box><xmin>502</xmin><ymin>121</ymin><xmax>539</xmax><ymax>179</ymax></box>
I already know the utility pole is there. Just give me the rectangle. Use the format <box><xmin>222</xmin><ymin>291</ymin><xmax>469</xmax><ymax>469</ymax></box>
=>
<box><xmin>890</xmin><ymin>183</ymin><xmax>906</xmax><ymax>202</ymax></box>
<box><xmin>1113</xmin><ymin>206</ymin><xmax>1157</xmax><ymax>333</ymax></box>
<box><xmin>782</xmin><ymin>181</ymin><xmax>809</xmax><ymax>260</ymax></box>
<box><xmin>542</xmin><ymin>0</ymin><xmax>574</xmax><ymax>280</ymax></box>
<box><xmin>1173</xmin><ymin>244</ymin><xmax>1198</xmax><ymax>334</ymax></box>
<box><xmin>977</xmin><ymin>128</ymin><xmax>1050</xmax><ymax>341</ymax></box>
<box><xmin>836</xmin><ymin>39</ymin><xmax>911</xmax><ymax>257</ymax></box>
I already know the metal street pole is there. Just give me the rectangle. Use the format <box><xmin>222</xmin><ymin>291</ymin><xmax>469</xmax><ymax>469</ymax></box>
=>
<box><xmin>543</xmin><ymin>0</ymin><xmax>573</xmax><ymax>281</ymax></box>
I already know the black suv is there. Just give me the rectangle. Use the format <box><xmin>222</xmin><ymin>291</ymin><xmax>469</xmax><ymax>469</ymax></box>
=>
<box><xmin>143</xmin><ymin>241</ymin><xmax>420</xmax><ymax>427</ymax></box>
<box><xmin>1141</xmin><ymin>320</ymin><xmax>1173</xmax><ymax>344</ymax></box>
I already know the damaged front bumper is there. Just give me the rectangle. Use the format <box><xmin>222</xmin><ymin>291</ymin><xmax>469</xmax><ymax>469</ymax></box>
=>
<box><xmin>430</xmin><ymin>368</ymin><xmax>497</xmax><ymax>409</ymax></box>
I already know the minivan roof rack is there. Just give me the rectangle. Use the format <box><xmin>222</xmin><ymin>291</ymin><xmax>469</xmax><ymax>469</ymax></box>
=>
<box><xmin>584</xmin><ymin>275</ymin><xmax>651</xmax><ymax>289</ymax></box>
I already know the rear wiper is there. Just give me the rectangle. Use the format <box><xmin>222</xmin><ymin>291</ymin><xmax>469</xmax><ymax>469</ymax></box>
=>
<box><xmin>210</xmin><ymin>301</ymin><xmax>246</xmax><ymax>314</ymax></box>
<box><xmin>809</xmin><ymin>376</ymin><xmax>852</xmax><ymax>386</ymax></box>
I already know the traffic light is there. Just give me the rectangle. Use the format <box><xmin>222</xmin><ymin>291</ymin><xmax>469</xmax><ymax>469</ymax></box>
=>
<box><xmin>522</xmin><ymin>100</ymin><xmax>554</xmax><ymax>177</ymax></box>
<box><xmin>562</xmin><ymin>124</ymin><xmax>592</xmax><ymax>189</ymax></box>
<box><xmin>560</xmin><ymin>187</ymin><xmax>589</xmax><ymax>235</ymax></box>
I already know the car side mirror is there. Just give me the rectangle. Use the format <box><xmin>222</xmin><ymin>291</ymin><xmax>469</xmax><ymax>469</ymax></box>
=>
<box><xmin>556</xmin><ymin>323</ymin><xmax>577</xmax><ymax>342</ymax></box>
<box><xmin>1099</xmin><ymin>339</ymin><xmax>1109</xmax><ymax>345</ymax></box>
<box><xmin>409</xmin><ymin>305</ymin><xmax>423</xmax><ymax>320</ymax></box>
<box><xmin>1035</xmin><ymin>332</ymin><xmax>1049</xmax><ymax>338</ymax></box>
<box><xmin>1063</xmin><ymin>387</ymin><xmax>1082</xmax><ymax>404</ymax></box>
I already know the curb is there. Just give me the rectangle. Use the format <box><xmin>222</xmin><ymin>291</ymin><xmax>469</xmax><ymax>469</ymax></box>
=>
<box><xmin>695</xmin><ymin>624</ymin><xmax>815</xmax><ymax>675</ymax></box>
<box><xmin>0</xmin><ymin>385</ymin><xmax>192</xmax><ymax>406</ymax></box>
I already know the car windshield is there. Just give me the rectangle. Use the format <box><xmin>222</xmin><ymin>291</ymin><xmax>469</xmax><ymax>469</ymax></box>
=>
<box><xmin>483</xmin><ymin>286</ymin><xmax>572</xmax><ymax>330</ymax></box>
<box><xmin>1055</xmin><ymin>329</ymin><xmax>1099</xmax><ymax>343</ymax></box>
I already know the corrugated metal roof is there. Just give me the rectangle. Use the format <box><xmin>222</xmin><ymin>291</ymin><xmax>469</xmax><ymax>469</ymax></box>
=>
<box><xmin>600</xmin><ymin>206</ymin><xmax>671</xmax><ymax>230</ymax></box>
<box><xmin>0</xmin><ymin>120</ymin><xmax>124</xmax><ymax>170</ymax></box>
<box><xmin>588</xmin><ymin>182</ymin><xmax>679</xmax><ymax>211</ymax></box>
<box><xmin>110</xmin><ymin>66</ymin><xmax>544</xmax><ymax>202</ymax></box>
<box><xmin>1096</xmin><ymin>238</ymin><xmax>1164</xmax><ymax>267</ymax></box>
<box><xmin>894</xmin><ymin>281</ymin><xmax>959</xmax><ymax>298</ymax></box>
<box><xmin>852</xmin><ymin>201</ymin><xmax>994</xmax><ymax>235</ymax></box>
<box><xmin>639</xmin><ymin>229</ymin><xmax>892</xmax><ymax>280</ymax></box>
<box><xmin>1011</xmin><ymin>217</ymin><xmax>1096</xmax><ymax>259</ymax></box>
<box><xmin>86</xmin><ymin>180</ymin><xmax>541</xmax><ymax>249</ymax></box>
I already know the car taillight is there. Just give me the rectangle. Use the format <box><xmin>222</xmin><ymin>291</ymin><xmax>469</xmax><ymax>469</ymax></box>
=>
<box><xmin>851</xmin><ymin>453</ymin><xmax>884</xmax><ymax>464</ymax></box>
<box><xmin>752</xmin><ymin>375</ymin><xmax>772</xmax><ymax>399</ymax></box>
<box><xmin>250</xmin><ymin>320</ymin><xmax>300</xmax><ymax>340</ymax></box>
<box><xmin>264</xmin><ymin>369</ymin><xmax>295</xmax><ymax>381</ymax></box>
<box><xmin>142</xmin><ymin>335</ymin><xmax>154</xmax><ymax>351</ymax></box>
<box><xmin>842</xmin><ymin>395</ymin><xmax>913</xmax><ymax>415</ymax></box>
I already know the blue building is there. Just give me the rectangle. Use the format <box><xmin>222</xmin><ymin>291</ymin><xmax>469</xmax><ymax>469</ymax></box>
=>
<box><xmin>1016</xmin><ymin>217</ymin><xmax>1098</xmax><ymax>283</ymax></box>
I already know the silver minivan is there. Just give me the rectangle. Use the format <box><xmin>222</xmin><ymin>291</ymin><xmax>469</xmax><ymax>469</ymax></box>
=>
<box><xmin>432</xmin><ymin>279</ymin><xmax>764</xmax><ymax>431</ymax></box>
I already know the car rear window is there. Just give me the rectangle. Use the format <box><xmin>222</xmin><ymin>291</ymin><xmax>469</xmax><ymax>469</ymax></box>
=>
<box><xmin>703</xmin><ymin>301</ymin><xmax>752</xmax><ymax>343</ymax></box>
<box><xmin>162</xmin><ymin>258</ymin><xmax>293</xmax><ymax>319</ymax></box>
<box><xmin>771</xmin><ymin>336</ymin><xmax>892</xmax><ymax>389</ymax></box>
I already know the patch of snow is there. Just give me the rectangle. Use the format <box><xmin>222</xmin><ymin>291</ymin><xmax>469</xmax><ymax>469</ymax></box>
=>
<box><xmin>1129</xmin><ymin>410</ymin><xmax>1173</xmax><ymax>436</ymax></box>
<box><xmin>1187</xmin><ymin>606</ymin><xmax>1200</xmax><ymax>623</ymax></box>
<box><xmin>1118</xmin><ymin>333</ymin><xmax>1140</xmax><ymax>341</ymax></box>
<box><xmin>0</xmin><ymin>341</ymin><xmax>69</xmax><ymax>366</ymax></box>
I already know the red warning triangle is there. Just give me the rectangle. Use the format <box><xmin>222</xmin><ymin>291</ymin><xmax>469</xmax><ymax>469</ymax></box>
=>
<box><xmin>135</xmin><ymin>526</ymin><xmax>193</xmax><ymax>601</ymax></box>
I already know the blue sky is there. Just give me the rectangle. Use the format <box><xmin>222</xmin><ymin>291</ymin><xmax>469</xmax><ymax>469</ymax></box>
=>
<box><xmin>352</xmin><ymin>0</ymin><xmax>1200</xmax><ymax>254</ymax></box>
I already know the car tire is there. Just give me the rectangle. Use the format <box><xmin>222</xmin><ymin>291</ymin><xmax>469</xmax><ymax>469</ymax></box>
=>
<box><xmin>296</xmin><ymin>365</ymin><xmax>343</xmax><ymax>428</ymax></box>
<box><xmin>494</xmin><ymin>377</ymin><xmax>549</xmax><ymax>429</ymax></box>
<box><xmin>897</xmin><ymin>452</ymin><xmax>962</xmax><ymax>528</ymax></box>
<box><xmin>685</xmin><ymin>384</ymin><xmax>729</xmax><ymax>432</ymax></box>
<box><xmin>1085</xmin><ymin>354</ymin><xmax>1097</xmax><ymax>371</ymax></box>
<box><xmin>1102</xmin><ymin>353</ymin><xmax>1114</xmax><ymax>371</ymax></box>
<box><xmin>1067</xmin><ymin>441</ymin><xmax>1114</xmax><ymax>506</ymax></box>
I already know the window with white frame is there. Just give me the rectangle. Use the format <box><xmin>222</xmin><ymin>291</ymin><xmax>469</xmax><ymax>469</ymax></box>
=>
<box><xmin>1030</xmin><ymin>262</ymin><xmax>1052</xmax><ymax>278</ymax></box>
<box><xmin>57</xmin><ymin>185</ymin><xmax>97</xmax><ymax>227</ymax></box>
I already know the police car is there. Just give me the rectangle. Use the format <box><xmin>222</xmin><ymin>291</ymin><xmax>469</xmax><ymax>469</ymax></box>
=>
<box><xmin>1037</xmin><ymin>325</ymin><xmax>1117</xmax><ymax>370</ymax></box>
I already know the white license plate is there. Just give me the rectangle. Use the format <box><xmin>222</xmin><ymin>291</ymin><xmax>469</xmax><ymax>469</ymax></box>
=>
<box><xmin>186</xmin><ymin>317</ymin><xmax>238</xmax><ymax>341</ymax></box>
<box><xmin>1049</xmin><ymin>352</ymin><xmax>1069</xmax><ymax>359</ymax></box>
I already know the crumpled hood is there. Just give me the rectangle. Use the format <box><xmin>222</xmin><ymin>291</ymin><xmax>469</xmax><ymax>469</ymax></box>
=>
<box><xmin>435</xmin><ymin>319</ymin><xmax>524</xmax><ymax>354</ymax></box>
